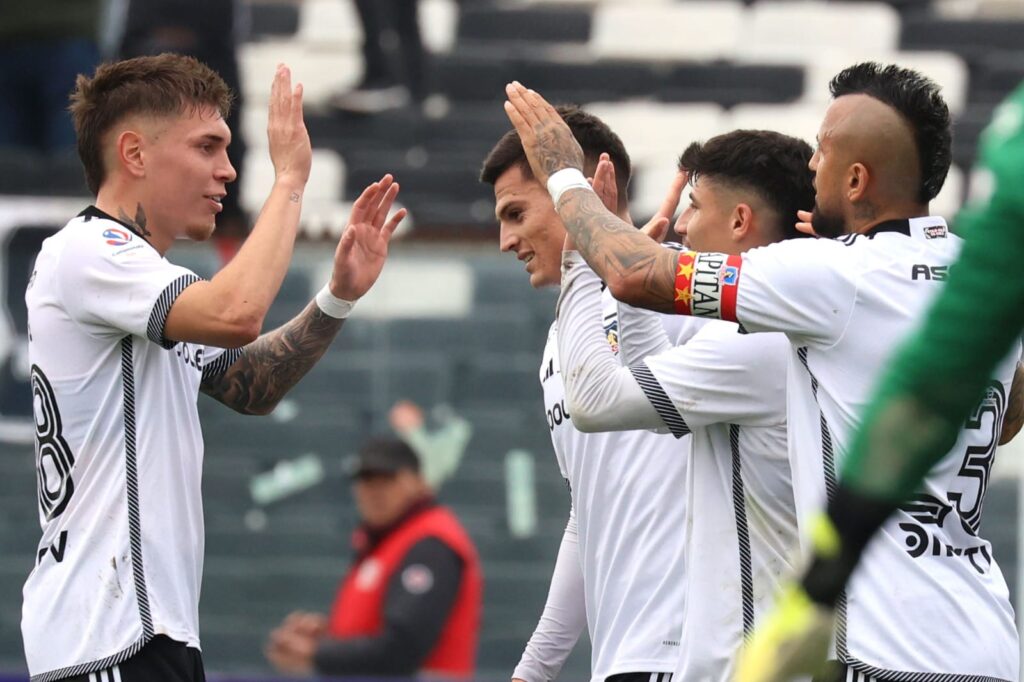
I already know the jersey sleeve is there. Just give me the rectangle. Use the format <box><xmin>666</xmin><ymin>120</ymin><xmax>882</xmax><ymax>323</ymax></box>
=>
<box><xmin>512</xmin><ymin>508</ymin><xmax>586</xmax><ymax>682</ymax></box>
<box><xmin>201</xmin><ymin>346</ymin><xmax>244</xmax><ymax>382</ymax></box>
<box><xmin>671</xmin><ymin>242</ymin><xmax>856</xmax><ymax>347</ymax></box>
<box><xmin>55</xmin><ymin>228</ymin><xmax>202</xmax><ymax>348</ymax></box>
<box><xmin>638</xmin><ymin>324</ymin><xmax>789</xmax><ymax>432</ymax></box>
<box><xmin>556</xmin><ymin>253</ymin><xmax>671</xmax><ymax>435</ymax></box>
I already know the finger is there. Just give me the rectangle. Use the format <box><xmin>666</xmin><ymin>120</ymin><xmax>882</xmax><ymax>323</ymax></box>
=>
<box><xmin>336</xmin><ymin>223</ymin><xmax>357</xmax><ymax>257</ymax></box>
<box><xmin>797</xmin><ymin>210</ymin><xmax>814</xmax><ymax>222</ymax></box>
<box><xmin>290</xmin><ymin>82</ymin><xmax>304</xmax><ymax>126</ymax></box>
<box><xmin>521</xmin><ymin>84</ymin><xmax>558</xmax><ymax>120</ymax></box>
<box><xmin>642</xmin><ymin>217</ymin><xmax>670</xmax><ymax>242</ymax></box>
<box><xmin>349</xmin><ymin>181</ymin><xmax>383</xmax><ymax>225</ymax></box>
<box><xmin>373</xmin><ymin>181</ymin><xmax>400</xmax><ymax>228</ymax></box>
<box><xmin>503</xmin><ymin>100</ymin><xmax>533</xmax><ymax>145</ymax></box>
<box><xmin>505</xmin><ymin>82</ymin><xmax>540</xmax><ymax>129</ymax></box>
<box><xmin>382</xmin><ymin>207</ymin><xmax>408</xmax><ymax>241</ymax></box>
<box><xmin>796</xmin><ymin>221</ymin><xmax>817</xmax><ymax>236</ymax></box>
<box><xmin>657</xmin><ymin>170</ymin><xmax>688</xmax><ymax>222</ymax></box>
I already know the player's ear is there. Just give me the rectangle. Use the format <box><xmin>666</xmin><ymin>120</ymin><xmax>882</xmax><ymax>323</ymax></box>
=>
<box><xmin>847</xmin><ymin>162</ymin><xmax>869</xmax><ymax>203</ymax></box>
<box><xmin>731</xmin><ymin>203</ymin><xmax>753</xmax><ymax>242</ymax></box>
<box><xmin>117</xmin><ymin>130</ymin><xmax>147</xmax><ymax>180</ymax></box>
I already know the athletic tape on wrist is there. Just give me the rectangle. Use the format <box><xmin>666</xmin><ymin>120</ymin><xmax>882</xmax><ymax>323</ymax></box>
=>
<box><xmin>315</xmin><ymin>284</ymin><xmax>356</xmax><ymax>319</ymax></box>
<box><xmin>546</xmin><ymin>168</ymin><xmax>593</xmax><ymax>206</ymax></box>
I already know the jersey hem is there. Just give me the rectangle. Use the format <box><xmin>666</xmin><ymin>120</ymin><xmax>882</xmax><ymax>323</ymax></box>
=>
<box><xmin>29</xmin><ymin>634</ymin><xmax>150</xmax><ymax>682</ymax></box>
<box><xmin>594</xmin><ymin>659</ymin><xmax>679</xmax><ymax>682</ymax></box>
<box><xmin>846</xmin><ymin>657</ymin><xmax>1014</xmax><ymax>682</ymax></box>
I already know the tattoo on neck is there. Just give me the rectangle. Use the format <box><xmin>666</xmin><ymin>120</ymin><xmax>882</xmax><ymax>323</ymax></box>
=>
<box><xmin>118</xmin><ymin>203</ymin><xmax>151</xmax><ymax>238</ymax></box>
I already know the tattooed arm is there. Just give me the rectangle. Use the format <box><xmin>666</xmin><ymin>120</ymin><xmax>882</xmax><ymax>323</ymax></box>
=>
<box><xmin>503</xmin><ymin>82</ymin><xmax>680</xmax><ymax>313</ymax></box>
<box><xmin>201</xmin><ymin>301</ymin><xmax>343</xmax><ymax>415</ymax></box>
<box><xmin>202</xmin><ymin>172</ymin><xmax>406</xmax><ymax>415</ymax></box>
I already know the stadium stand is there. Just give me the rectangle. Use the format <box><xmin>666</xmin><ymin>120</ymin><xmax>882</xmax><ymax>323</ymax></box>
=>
<box><xmin>2</xmin><ymin>0</ymin><xmax>1024</xmax><ymax>678</ymax></box>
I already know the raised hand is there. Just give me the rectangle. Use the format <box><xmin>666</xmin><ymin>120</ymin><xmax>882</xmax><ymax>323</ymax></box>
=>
<box><xmin>267</xmin><ymin>64</ymin><xmax>312</xmax><ymax>188</ymax></box>
<box><xmin>329</xmin><ymin>175</ymin><xmax>407</xmax><ymax>301</ymax></box>
<box><xmin>795</xmin><ymin>210</ymin><xmax>818</xmax><ymax>237</ymax></box>
<box><xmin>503</xmin><ymin>81</ymin><xmax>584</xmax><ymax>187</ymax></box>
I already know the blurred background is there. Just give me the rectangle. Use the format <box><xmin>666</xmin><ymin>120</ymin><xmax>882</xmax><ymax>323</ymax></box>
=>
<box><xmin>2</xmin><ymin>0</ymin><xmax>1024</xmax><ymax>679</ymax></box>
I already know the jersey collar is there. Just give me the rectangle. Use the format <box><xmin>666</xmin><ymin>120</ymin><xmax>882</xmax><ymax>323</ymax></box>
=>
<box><xmin>79</xmin><ymin>205</ymin><xmax>153</xmax><ymax>244</ymax></box>
<box><xmin>862</xmin><ymin>216</ymin><xmax>948</xmax><ymax>240</ymax></box>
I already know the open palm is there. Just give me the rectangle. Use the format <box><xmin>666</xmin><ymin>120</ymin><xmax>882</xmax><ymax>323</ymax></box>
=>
<box><xmin>329</xmin><ymin>174</ymin><xmax>406</xmax><ymax>300</ymax></box>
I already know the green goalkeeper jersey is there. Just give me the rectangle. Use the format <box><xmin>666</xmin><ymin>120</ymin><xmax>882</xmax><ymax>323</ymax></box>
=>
<box><xmin>843</xmin><ymin>81</ymin><xmax>1024</xmax><ymax>499</ymax></box>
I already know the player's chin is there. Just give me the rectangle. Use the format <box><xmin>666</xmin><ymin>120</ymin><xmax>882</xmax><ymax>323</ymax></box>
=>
<box><xmin>185</xmin><ymin>221</ymin><xmax>217</xmax><ymax>243</ymax></box>
<box><xmin>529</xmin><ymin>269</ymin><xmax>559</xmax><ymax>289</ymax></box>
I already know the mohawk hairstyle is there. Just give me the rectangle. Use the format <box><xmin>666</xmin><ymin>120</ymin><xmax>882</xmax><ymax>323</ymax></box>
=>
<box><xmin>830</xmin><ymin>61</ymin><xmax>952</xmax><ymax>203</ymax></box>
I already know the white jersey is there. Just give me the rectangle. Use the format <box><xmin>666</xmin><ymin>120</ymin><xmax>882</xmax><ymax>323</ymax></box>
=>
<box><xmin>634</xmin><ymin>320</ymin><xmax>796</xmax><ymax>682</ymax></box>
<box><xmin>537</xmin><ymin>287</ymin><xmax>696</xmax><ymax>682</ymax></box>
<box><xmin>684</xmin><ymin>217</ymin><xmax>1020</xmax><ymax>680</ymax></box>
<box><xmin>22</xmin><ymin>207</ymin><xmax>237</xmax><ymax>682</ymax></box>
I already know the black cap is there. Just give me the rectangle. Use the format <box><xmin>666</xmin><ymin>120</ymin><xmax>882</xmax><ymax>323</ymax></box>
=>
<box><xmin>346</xmin><ymin>437</ymin><xmax>421</xmax><ymax>479</ymax></box>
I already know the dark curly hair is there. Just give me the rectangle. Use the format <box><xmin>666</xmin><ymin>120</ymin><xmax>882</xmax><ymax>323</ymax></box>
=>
<box><xmin>679</xmin><ymin>130</ymin><xmax>815</xmax><ymax>241</ymax></box>
<box><xmin>830</xmin><ymin>62</ymin><xmax>952</xmax><ymax>204</ymax></box>
<box><xmin>480</xmin><ymin>105</ymin><xmax>631</xmax><ymax>213</ymax></box>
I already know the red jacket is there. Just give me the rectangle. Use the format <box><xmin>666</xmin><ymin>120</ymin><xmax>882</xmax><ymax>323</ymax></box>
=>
<box><xmin>328</xmin><ymin>504</ymin><xmax>482</xmax><ymax>677</ymax></box>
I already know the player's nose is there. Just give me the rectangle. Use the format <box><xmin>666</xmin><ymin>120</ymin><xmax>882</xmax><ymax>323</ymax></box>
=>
<box><xmin>499</xmin><ymin>224</ymin><xmax>518</xmax><ymax>253</ymax></box>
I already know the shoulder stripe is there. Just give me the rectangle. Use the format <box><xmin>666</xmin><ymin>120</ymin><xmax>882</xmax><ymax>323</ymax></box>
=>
<box><xmin>146</xmin><ymin>274</ymin><xmax>201</xmax><ymax>349</ymax></box>
<box><xmin>630</xmin><ymin>363</ymin><xmax>691</xmax><ymax>438</ymax></box>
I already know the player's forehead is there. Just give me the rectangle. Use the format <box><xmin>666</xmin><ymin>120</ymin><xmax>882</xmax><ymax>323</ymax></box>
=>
<box><xmin>160</xmin><ymin>103</ymin><xmax>232</xmax><ymax>144</ymax></box>
<box><xmin>816</xmin><ymin>95</ymin><xmax>866</xmax><ymax>147</ymax></box>
<box><xmin>493</xmin><ymin>165</ymin><xmax>546</xmax><ymax>214</ymax></box>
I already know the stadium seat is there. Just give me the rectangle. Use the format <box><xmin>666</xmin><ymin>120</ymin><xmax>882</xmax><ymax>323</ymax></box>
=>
<box><xmin>728</xmin><ymin>103</ymin><xmax>823</xmax><ymax>143</ymax></box>
<box><xmin>584</xmin><ymin>102</ymin><xmax>727</xmax><ymax>166</ymax></box>
<box><xmin>590</xmin><ymin>2</ymin><xmax>745</xmax><ymax>61</ymax></box>
<box><xmin>421</xmin><ymin>0</ymin><xmax>460</xmax><ymax>53</ymax></box>
<box><xmin>739</xmin><ymin>1</ymin><xmax>902</xmax><ymax>60</ymax></box>
<box><xmin>799</xmin><ymin>50</ymin><xmax>969</xmax><ymax>115</ymax></box>
<box><xmin>238</xmin><ymin>40</ymin><xmax>362</xmax><ymax>107</ymax></box>
<box><xmin>456</xmin><ymin>4</ymin><xmax>592</xmax><ymax>46</ymax></box>
<box><xmin>295</xmin><ymin>0</ymin><xmax>363</xmax><ymax>48</ymax></box>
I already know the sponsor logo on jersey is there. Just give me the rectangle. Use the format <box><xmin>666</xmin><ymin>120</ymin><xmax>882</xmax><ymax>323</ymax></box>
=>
<box><xmin>603</xmin><ymin>316</ymin><xmax>620</xmax><ymax>354</ymax></box>
<box><xmin>923</xmin><ymin>224</ymin><xmax>948</xmax><ymax>239</ymax></box>
<box><xmin>401</xmin><ymin>564</ymin><xmax>434</xmax><ymax>594</ymax></box>
<box><xmin>103</xmin><ymin>228</ymin><xmax>132</xmax><ymax>246</ymax></box>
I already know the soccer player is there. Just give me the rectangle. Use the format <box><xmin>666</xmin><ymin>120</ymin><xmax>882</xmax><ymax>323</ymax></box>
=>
<box><xmin>556</xmin><ymin>130</ymin><xmax>812</xmax><ymax>682</ymax></box>
<box><xmin>504</xmin><ymin>63</ymin><xmax>1022</xmax><ymax>681</ymax></box>
<box><xmin>734</xmin><ymin>81</ymin><xmax>1024</xmax><ymax>682</ymax></box>
<box><xmin>480</xmin><ymin>107</ymin><xmax>697</xmax><ymax>682</ymax></box>
<box><xmin>23</xmin><ymin>54</ymin><xmax>404</xmax><ymax>682</ymax></box>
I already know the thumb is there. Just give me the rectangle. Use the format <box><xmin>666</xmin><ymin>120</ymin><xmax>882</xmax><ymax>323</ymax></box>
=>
<box><xmin>641</xmin><ymin>216</ymin><xmax>670</xmax><ymax>243</ymax></box>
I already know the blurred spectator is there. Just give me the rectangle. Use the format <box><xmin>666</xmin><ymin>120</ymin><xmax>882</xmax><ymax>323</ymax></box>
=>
<box><xmin>330</xmin><ymin>0</ymin><xmax>428</xmax><ymax>113</ymax></box>
<box><xmin>389</xmin><ymin>399</ymin><xmax>472</xmax><ymax>491</ymax></box>
<box><xmin>119</xmin><ymin>0</ymin><xmax>249</xmax><ymax>261</ymax></box>
<box><xmin>265</xmin><ymin>437</ymin><xmax>482</xmax><ymax>678</ymax></box>
<box><xmin>0</xmin><ymin>0</ymin><xmax>102</xmax><ymax>154</ymax></box>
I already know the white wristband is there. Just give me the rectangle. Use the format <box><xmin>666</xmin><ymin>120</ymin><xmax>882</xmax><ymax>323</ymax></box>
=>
<box><xmin>315</xmin><ymin>284</ymin><xmax>357</xmax><ymax>319</ymax></box>
<box><xmin>546</xmin><ymin>168</ymin><xmax>593</xmax><ymax>206</ymax></box>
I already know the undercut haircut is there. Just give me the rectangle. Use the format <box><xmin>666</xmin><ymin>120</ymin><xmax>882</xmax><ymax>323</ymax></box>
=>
<box><xmin>830</xmin><ymin>61</ymin><xmax>952</xmax><ymax>204</ymax></box>
<box><xmin>69</xmin><ymin>53</ymin><xmax>235</xmax><ymax>195</ymax></box>
<box><xmin>480</xmin><ymin>105</ymin><xmax>631</xmax><ymax>214</ymax></box>
<box><xmin>679</xmin><ymin>130</ymin><xmax>815</xmax><ymax>241</ymax></box>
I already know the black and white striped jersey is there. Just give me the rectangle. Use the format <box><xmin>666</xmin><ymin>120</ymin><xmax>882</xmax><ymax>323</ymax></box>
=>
<box><xmin>557</xmin><ymin>253</ymin><xmax>796</xmax><ymax>682</ymax></box>
<box><xmin>687</xmin><ymin>216</ymin><xmax>1020</xmax><ymax>681</ymax></box>
<box><xmin>527</xmin><ymin>284</ymin><xmax>698</xmax><ymax>682</ymax></box>
<box><xmin>22</xmin><ymin>208</ymin><xmax>236</xmax><ymax>682</ymax></box>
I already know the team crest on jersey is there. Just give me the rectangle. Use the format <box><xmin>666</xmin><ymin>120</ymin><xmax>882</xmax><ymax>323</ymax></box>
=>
<box><xmin>356</xmin><ymin>558</ymin><xmax>382</xmax><ymax>590</ymax></box>
<box><xmin>103</xmin><ymin>228</ymin><xmax>132</xmax><ymax>246</ymax></box>
<box><xmin>401</xmin><ymin>564</ymin><xmax>434</xmax><ymax>594</ymax></box>
<box><xmin>720</xmin><ymin>265</ymin><xmax>740</xmax><ymax>285</ymax></box>
<box><xmin>923</xmin><ymin>225</ymin><xmax>948</xmax><ymax>239</ymax></box>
